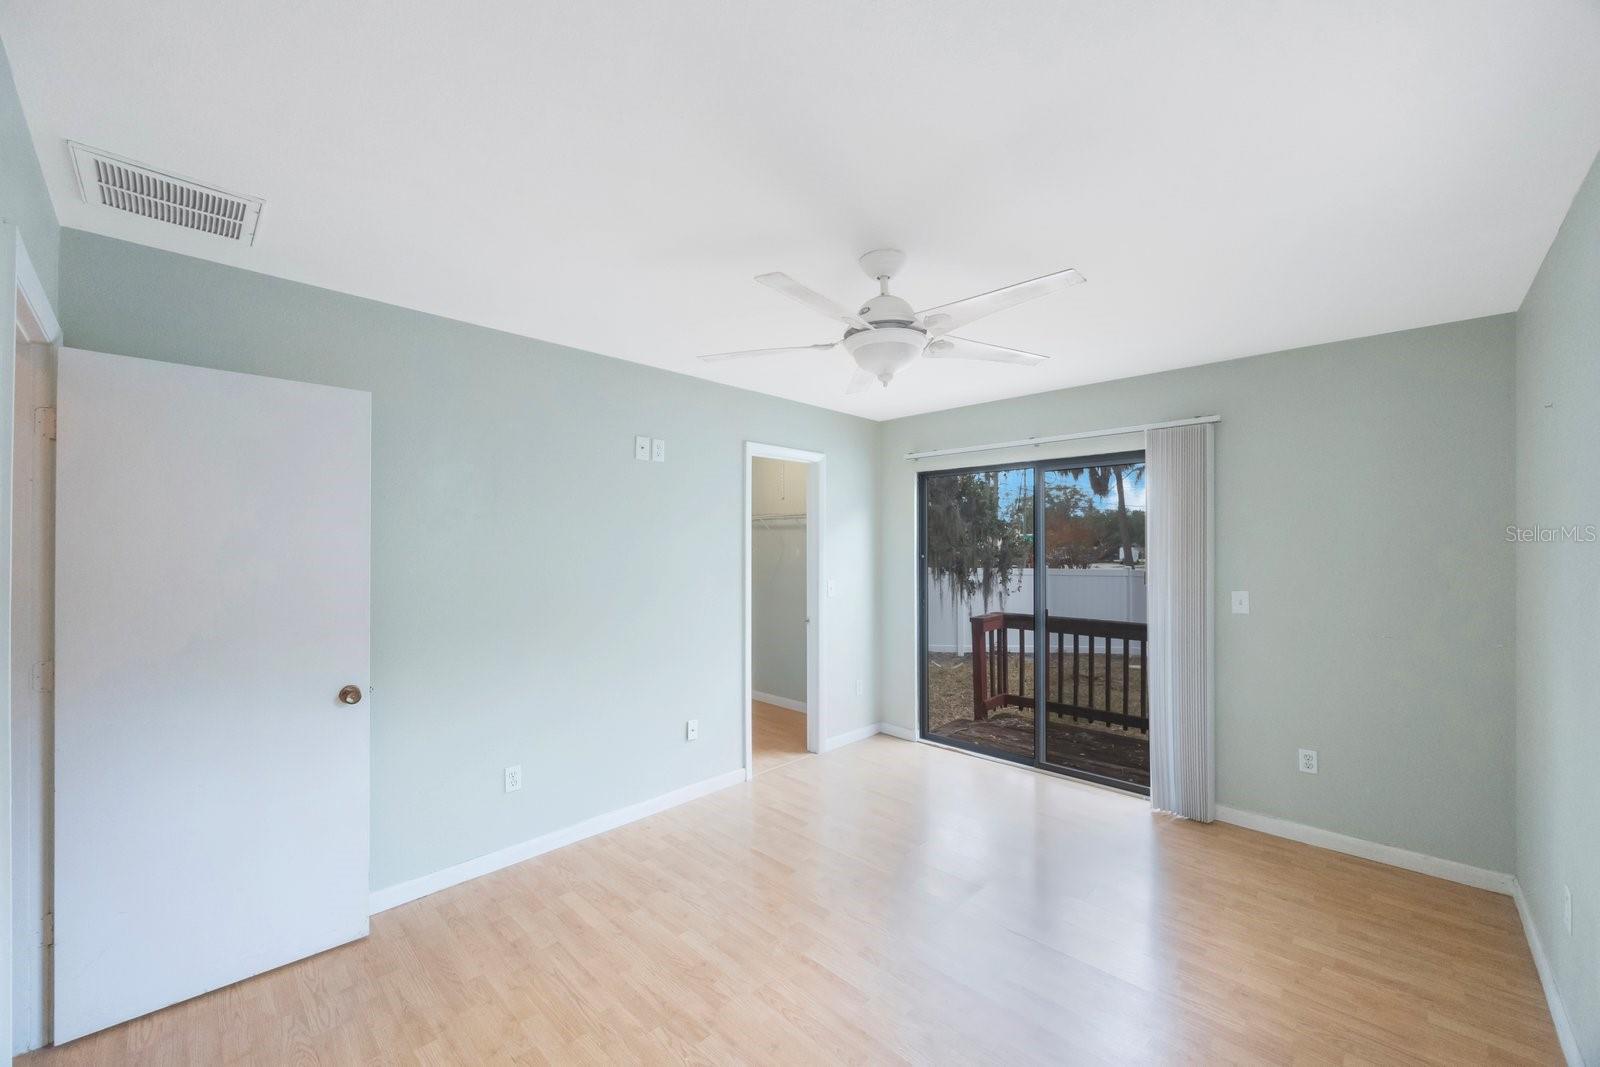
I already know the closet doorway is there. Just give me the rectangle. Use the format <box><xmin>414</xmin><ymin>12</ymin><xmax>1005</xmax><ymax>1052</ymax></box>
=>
<box><xmin>743</xmin><ymin>444</ymin><xmax>824</xmax><ymax>777</ymax></box>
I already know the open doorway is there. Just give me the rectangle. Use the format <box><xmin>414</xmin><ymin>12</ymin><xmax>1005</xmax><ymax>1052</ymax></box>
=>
<box><xmin>743</xmin><ymin>443</ymin><xmax>823</xmax><ymax>778</ymax></box>
<box><xmin>751</xmin><ymin>457</ymin><xmax>809</xmax><ymax>773</ymax></box>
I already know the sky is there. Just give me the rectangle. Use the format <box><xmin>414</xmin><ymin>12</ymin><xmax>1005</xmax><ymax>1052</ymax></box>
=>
<box><xmin>983</xmin><ymin>461</ymin><xmax>1147</xmax><ymax>515</ymax></box>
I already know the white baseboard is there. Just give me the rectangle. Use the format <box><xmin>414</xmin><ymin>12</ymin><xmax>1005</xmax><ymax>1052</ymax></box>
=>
<box><xmin>752</xmin><ymin>691</ymin><xmax>807</xmax><ymax>713</ymax></box>
<box><xmin>818</xmin><ymin>721</ymin><xmax>918</xmax><ymax>751</ymax></box>
<box><xmin>1513</xmin><ymin>881</ymin><xmax>1584</xmax><ymax>1066</ymax></box>
<box><xmin>820</xmin><ymin>722</ymin><xmax>880</xmax><ymax>751</ymax></box>
<box><xmin>1214</xmin><ymin>806</ymin><xmax>1515</xmax><ymax>895</ymax></box>
<box><xmin>369</xmin><ymin>768</ymin><xmax>748</xmax><ymax>913</ymax></box>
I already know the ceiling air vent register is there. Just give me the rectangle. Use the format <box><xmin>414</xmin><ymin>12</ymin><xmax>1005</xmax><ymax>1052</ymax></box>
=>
<box><xmin>68</xmin><ymin>142</ymin><xmax>264</xmax><ymax>244</ymax></box>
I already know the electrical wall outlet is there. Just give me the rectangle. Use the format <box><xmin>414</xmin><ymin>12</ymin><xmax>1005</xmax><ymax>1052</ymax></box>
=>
<box><xmin>1231</xmin><ymin>590</ymin><xmax>1250</xmax><ymax>614</ymax></box>
<box><xmin>685</xmin><ymin>719</ymin><xmax>699</xmax><ymax>741</ymax></box>
<box><xmin>1563</xmin><ymin>885</ymin><xmax>1573</xmax><ymax>934</ymax></box>
<box><xmin>1298</xmin><ymin>748</ymin><xmax>1318</xmax><ymax>774</ymax></box>
<box><xmin>504</xmin><ymin>765</ymin><xmax>523</xmax><ymax>793</ymax></box>
<box><xmin>856</xmin><ymin>678</ymin><xmax>865</xmax><ymax>696</ymax></box>
<box><xmin>651</xmin><ymin>438</ymin><xmax>666</xmax><ymax>462</ymax></box>
<box><xmin>634</xmin><ymin>435</ymin><xmax>651</xmax><ymax>461</ymax></box>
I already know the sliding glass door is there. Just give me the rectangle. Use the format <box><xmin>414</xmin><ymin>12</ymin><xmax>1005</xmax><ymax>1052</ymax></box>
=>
<box><xmin>918</xmin><ymin>452</ymin><xmax>1149</xmax><ymax>792</ymax></box>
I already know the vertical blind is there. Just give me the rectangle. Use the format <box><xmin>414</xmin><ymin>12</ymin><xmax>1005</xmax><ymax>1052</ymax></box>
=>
<box><xmin>1146</xmin><ymin>422</ymin><xmax>1215</xmax><ymax>820</ymax></box>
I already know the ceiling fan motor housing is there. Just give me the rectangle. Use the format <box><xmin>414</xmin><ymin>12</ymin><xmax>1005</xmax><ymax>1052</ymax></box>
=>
<box><xmin>843</xmin><ymin>325</ymin><xmax>927</xmax><ymax>384</ymax></box>
<box><xmin>856</xmin><ymin>293</ymin><xmax>916</xmax><ymax>323</ymax></box>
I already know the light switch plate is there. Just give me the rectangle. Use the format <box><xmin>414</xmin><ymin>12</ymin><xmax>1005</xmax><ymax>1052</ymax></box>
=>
<box><xmin>827</xmin><ymin>579</ymin><xmax>838</xmax><ymax>598</ymax></box>
<box><xmin>1231</xmin><ymin>591</ymin><xmax>1250</xmax><ymax>614</ymax></box>
<box><xmin>686</xmin><ymin>719</ymin><xmax>699</xmax><ymax>741</ymax></box>
<box><xmin>634</xmin><ymin>435</ymin><xmax>651</xmax><ymax>461</ymax></box>
<box><xmin>651</xmin><ymin>438</ymin><xmax>666</xmax><ymax>462</ymax></box>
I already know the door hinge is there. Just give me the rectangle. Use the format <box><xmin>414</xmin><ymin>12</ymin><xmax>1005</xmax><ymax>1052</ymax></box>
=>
<box><xmin>33</xmin><ymin>660</ymin><xmax>54</xmax><ymax>693</ymax></box>
<box><xmin>36</xmin><ymin>406</ymin><xmax>56</xmax><ymax>440</ymax></box>
<box><xmin>44</xmin><ymin>912</ymin><xmax>53</xmax><ymax>947</ymax></box>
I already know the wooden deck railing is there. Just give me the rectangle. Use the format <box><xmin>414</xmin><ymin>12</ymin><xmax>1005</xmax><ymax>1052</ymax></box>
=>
<box><xmin>970</xmin><ymin>612</ymin><xmax>1148</xmax><ymax>732</ymax></box>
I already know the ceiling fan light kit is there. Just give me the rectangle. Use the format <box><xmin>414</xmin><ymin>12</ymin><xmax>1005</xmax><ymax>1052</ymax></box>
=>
<box><xmin>842</xmin><ymin>326</ymin><xmax>926</xmax><ymax>385</ymax></box>
<box><xmin>701</xmin><ymin>249</ymin><xmax>1086</xmax><ymax>392</ymax></box>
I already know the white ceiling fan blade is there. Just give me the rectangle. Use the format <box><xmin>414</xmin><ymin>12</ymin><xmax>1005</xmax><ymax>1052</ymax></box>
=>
<box><xmin>700</xmin><ymin>341</ymin><xmax>837</xmax><ymax>363</ymax></box>
<box><xmin>918</xmin><ymin>268</ymin><xmax>1086</xmax><ymax>336</ymax></box>
<box><xmin>924</xmin><ymin>336</ymin><xmax>1051</xmax><ymax>366</ymax></box>
<box><xmin>845</xmin><ymin>368</ymin><xmax>876</xmax><ymax>394</ymax></box>
<box><xmin>756</xmin><ymin>272</ymin><xmax>873</xmax><ymax>330</ymax></box>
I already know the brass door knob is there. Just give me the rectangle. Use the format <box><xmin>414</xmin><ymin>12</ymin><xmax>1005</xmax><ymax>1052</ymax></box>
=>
<box><xmin>339</xmin><ymin>685</ymin><xmax>363</xmax><ymax>705</ymax></box>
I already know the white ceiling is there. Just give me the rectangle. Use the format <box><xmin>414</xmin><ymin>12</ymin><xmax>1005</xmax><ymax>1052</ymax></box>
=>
<box><xmin>6</xmin><ymin>1</ymin><xmax>1600</xmax><ymax>420</ymax></box>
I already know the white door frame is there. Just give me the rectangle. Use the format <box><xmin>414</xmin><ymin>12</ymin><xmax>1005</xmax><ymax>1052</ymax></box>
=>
<box><xmin>12</xmin><ymin>232</ymin><xmax>59</xmax><ymax>347</ymax></box>
<box><xmin>8</xmin><ymin>229</ymin><xmax>62</xmax><ymax>1055</ymax></box>
<box><xmin>743</xmin><ymin>442</ymin><xmax>824</xmax><ymax>777</ymax></box>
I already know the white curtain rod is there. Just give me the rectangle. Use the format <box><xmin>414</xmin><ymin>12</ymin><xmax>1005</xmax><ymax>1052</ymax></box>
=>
<box><xmin>903</xmin><ymin>415</ymin><xmax>1220</xmax><ymax>461</ymax></box>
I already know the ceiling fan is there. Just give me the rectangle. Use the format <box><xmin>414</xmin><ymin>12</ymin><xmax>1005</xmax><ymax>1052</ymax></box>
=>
<box><xmin>701</xmin><ymin>249</ymin><xmax>1086</xmax><ymax>392</ymax></box>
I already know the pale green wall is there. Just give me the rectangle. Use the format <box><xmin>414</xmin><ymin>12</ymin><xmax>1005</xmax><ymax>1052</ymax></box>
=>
<box><xmin>751</xmin><ymin>458</ymin><xmax>807</xmax><ymax>706</ymax></box>
<box><xmin>1515</xmin><ymin>147</ymin><xmax>1599</xmax><ymax>1061</ymax></box>
<box><xmin>0</xmin><ymin>38</ymin><xmax>56</xmax><ymax>305</ymax></box>
<box><xmin>58</xmin><ymin>230</ymin><xmax>881</xmax><ymax>892</ymax></box>
<box><xmin>878</xmin><ymin>316</ymin><xmax>1518</xmax><ymax>873</ymax></box>
<box><xmin>1</xmin><ymin>34</ymin><xmax>59</xmax><ymax>1057</ymax></box>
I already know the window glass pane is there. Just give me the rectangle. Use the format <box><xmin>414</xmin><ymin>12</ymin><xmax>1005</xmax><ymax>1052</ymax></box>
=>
<box><xmin>1039</xmin><ymin>459</ymin><xmax>1148</xmax><ymax>788</ymax></box>
<box><xmin>922</xmin><ymin>466</ymin><xmax>1036</xmax><ymax>762</ymax></box>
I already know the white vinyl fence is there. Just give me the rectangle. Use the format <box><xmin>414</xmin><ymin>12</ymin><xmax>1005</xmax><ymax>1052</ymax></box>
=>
<box><xmin>926</xmin><ymin>567</ymin><xmax>1146</xmax><ymax>653</ymax></box>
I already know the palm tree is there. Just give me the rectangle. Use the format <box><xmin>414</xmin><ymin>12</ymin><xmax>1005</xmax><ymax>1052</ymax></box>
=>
<box><xmin>1083</xmin><ymin>463</ymin><xmax>1145</xmax><ymax>567</ymax></box>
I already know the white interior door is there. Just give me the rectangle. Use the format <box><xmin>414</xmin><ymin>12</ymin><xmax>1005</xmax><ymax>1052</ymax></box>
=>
<box><xmin>53</xmin><ymin>348</ymin><xmax>372</xmax><ymax>1043</ymax></box>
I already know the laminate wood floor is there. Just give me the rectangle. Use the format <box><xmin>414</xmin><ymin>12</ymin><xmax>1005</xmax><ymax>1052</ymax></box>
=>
<box><xmin>22</xmin><ymin>736</ymin><xmax>1561</xmax><ymax>1065</ymax></box>
<box><xmin>751</xmin><ymin>700</ymin><xmax>810</xmax><ymax>776</ymax></box>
